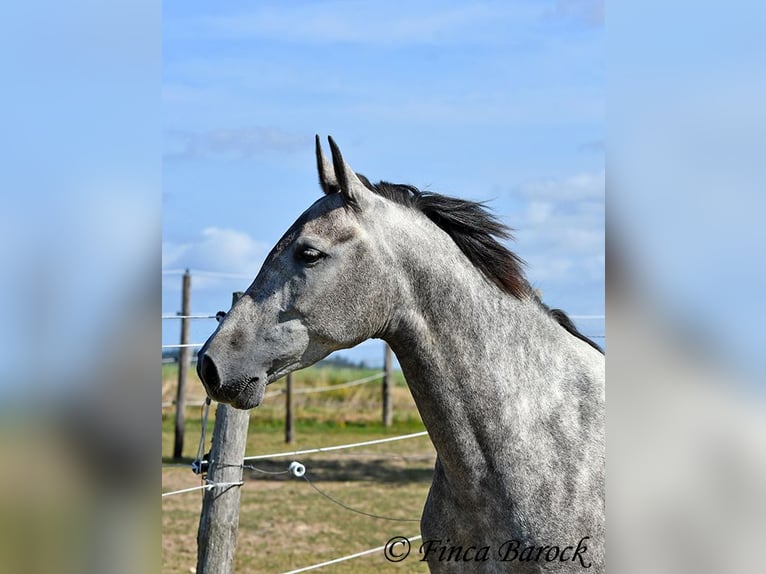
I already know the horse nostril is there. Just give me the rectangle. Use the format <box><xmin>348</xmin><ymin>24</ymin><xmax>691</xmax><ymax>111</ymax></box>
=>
<box><xmin>198</xmin><ymin>353</ymin><xmax>220</xmax><ymax>391</ymax></box>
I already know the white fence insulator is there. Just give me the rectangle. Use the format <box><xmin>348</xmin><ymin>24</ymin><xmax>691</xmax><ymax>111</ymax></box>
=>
<box><xmin>288</xmin><ymin>461</ymin><xmax>306</xmax><ymax>478</ymax></box>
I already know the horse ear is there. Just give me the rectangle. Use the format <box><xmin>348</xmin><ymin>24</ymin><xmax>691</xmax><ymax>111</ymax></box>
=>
<box><xmin>327</xmin><ymin>136</ymin><xmax>371</xmax><ymax>210</ymax></box>
<box><xmin>315</xmin><ymin>135</ymin><xmax>337</xmax><ymax>195</ymax></box>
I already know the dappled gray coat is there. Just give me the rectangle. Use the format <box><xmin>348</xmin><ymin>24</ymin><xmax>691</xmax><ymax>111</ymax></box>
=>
<box><xmin>197</xmin><ymin>137</ymin><xmax>605</xmax><ymax>573</ymax></box>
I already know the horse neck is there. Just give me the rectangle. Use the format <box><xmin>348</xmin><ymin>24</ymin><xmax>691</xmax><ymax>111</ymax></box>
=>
<box><xmin>382</xmin><ymin>231</ymin><xmax>586</xmax><ymax>494</ymax></box>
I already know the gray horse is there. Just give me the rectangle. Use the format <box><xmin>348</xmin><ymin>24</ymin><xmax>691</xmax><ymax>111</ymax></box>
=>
<box><xmin>197</xmin><ymin>137</ymin><xmax>605</xmax><ymax>573</ymax></box>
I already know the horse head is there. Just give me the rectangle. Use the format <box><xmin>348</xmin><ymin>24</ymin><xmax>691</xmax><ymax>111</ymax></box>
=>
<box><xmin>196</xmin><ymin>137</ymin><xmax>398</xmax><ymax>408</ymax></box>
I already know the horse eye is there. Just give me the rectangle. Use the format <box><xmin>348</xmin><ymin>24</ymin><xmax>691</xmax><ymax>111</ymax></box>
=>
<box><xmin>296</xmin><ymin>246</ymin><xmax>325</xmax><ymax>264</ymax></box>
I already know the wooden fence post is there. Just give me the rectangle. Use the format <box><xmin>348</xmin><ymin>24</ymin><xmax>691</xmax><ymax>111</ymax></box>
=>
<box><xmin>196</xmin><ymin>291</ymin><xmax>251</xmax><ymax>574</ymax></box>
<box><xmin>382</xmin><ymin>343</ymin><xmax>393</xmax><ymax>427</ymax></box>
<box><xmin>173</xmin><ymin>269</ymin><xmax>191</xmax><ymax>459</ymax></box>
<box><xmin>285</xmin><ymin>373</ymin><xmax>294</xmax><ymax>444</ymax></box>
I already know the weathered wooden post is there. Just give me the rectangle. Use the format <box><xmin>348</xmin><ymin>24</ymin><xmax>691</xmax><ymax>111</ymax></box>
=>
<box><xmin>196</xmin><ymin>292</ymin><xmax>251</xmax><ymax>574</ymax></box>
<box><xmin>173</xmin><ymin>269</ymin><xmax>191</xmax><ymax>459</ymax></box>
<box><xmin>285</xmin><ymin>372</ymin><xmax>294</xmax><ymax>444</ymax></box>
<box><xmin>382</xmin><ymin>343</ymin><xmax>393</xmax><ymax>427</ymax></box>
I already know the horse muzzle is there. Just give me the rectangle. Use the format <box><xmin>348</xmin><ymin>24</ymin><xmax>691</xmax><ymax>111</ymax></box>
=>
<box><xmin>196</xmin><ymin>352</ymin><xmax>267</xmax><ymax>409</ymax></box>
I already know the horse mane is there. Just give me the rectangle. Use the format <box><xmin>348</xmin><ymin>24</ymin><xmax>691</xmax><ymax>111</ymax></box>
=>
<box><xmin>359</xmin><ymin>177</ymin><xmax>529</xmax><ymax>299</ymax></box>
<box><xmin>544</xmin><ymin>305</ymin><xmax>604</xmax><ymax>354</ymax></box>
<box><xmin>356</xmin><ymin>176</ymin><xmax>604</xmax><ymax>354</ymax></box>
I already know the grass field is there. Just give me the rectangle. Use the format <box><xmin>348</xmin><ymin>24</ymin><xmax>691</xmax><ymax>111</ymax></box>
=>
<box><xmin>162</xmin><ymin>363</ymin><xmax>434</xmax><ymax>573</ymax></box>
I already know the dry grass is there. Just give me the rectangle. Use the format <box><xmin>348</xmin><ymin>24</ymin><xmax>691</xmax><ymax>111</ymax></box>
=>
<box><xmin>162</xmin><ymin>364</ymin><xmax>434</xmax><ymax>573</ymax></box>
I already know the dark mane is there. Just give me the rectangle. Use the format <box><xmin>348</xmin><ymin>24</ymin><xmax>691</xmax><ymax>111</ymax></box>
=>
<box><xmin>360</xmin><ymin>178</ymin><xmax>529</xmax><ymax>299</ymax></box>
<box><xmin>355</xmin><ymin>176</ymin><xmax>604</xmax><ymax>354</ymax></box>
<box><xmin>544</xmin><ymin>305</ymin><xmax>604</xmax><ymax>354</ymax></box>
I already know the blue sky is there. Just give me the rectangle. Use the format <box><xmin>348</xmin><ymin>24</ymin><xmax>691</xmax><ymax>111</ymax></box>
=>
<box><xmin>162</xmin><ymin>0</ymin><xmax>605</xmax><ymax>364</ymax></box>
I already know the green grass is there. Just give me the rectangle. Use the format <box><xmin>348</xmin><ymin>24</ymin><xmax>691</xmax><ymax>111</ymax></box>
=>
<box><xmin>162</xmin><ymin>364</ymin><xmax>433</xmax><ymax>573</ymax></box>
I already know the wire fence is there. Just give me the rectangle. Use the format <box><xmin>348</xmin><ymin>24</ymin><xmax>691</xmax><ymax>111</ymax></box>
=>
<box><xmin>162</xmin><ymin>428</ymin><xmax>432</xmax><ymax>570</ymax></box>
<box><xmin>162</xmin><ymin>430</ymin><xmax>432</xmax><ymax>499</ymax></box>
<box><xmin>161</xmin><ymin>371</ymin><xmax>386</xmax><ymax>408</ymax></box>
<box><xmin>162</xmin><ymin>269</ymin><xmax>254</xmax><ymax>279</ymax></box>
<box><xmin>282</xmin><ymin>535</ymin><xmax>422</xmax><ymax>574</ymax></box>
<box><xmin>162</xmin><ymin>342</ymin><xmax>204</xmax><ymax>349</ymax></box>
<box><xmin>162</xmin><ymin>314</ymin><xmax>219</xmax><ymax>320</ymax></box>
<box><xmin>240</xmin><ymin>431</ymin><xmax>430</xmax><ymax>463</ymax></box>
<box><xmin>263</xmin><ymin>372</ymin><xmax>385</xmax><ymax>399</ymax></box>
<box><xmin>161</xmin><ymin>481</ymin><xmax>244</xmax><ymax>498</ymax></box>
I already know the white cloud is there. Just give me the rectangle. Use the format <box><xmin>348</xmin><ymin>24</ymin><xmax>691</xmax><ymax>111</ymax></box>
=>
<box><xmin>162</xmin><ymin>241</ymin><xmax>188</xmax><ymax>269</ymax></box>
<box><xmin>511</xmin><ymin>170</ymin><xmax>604</xmax><ymax>283</ymax></box>
<box><xmin>526</xmin><ymin>201</ymin><xmax>555</xmax><ymax>224</ymax></box>
<box><xmin>162</xmin><ymin>227</ymin><xmax>270</xmax><ymax>289</ymax></box>
<box><xmin>519</xmin><ymin>169</ymin><xmax>605</xmax><ymax>202</ymax></box>
<box><xmin>525</xmin><ymin>255</ymin><xmax>576</xmax><ymax>282</ymax></box>
<box><xmin>195</xmin><ymin>227</ymin><xmax>269</xmax><ymax>273</ymax></box>
<box><xmin>526</xmin><ymin>252</ymin><xmax>604</xmax><ymax>284</ymax></box>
